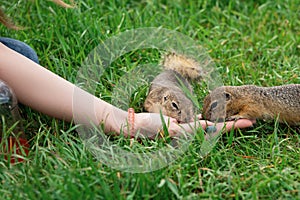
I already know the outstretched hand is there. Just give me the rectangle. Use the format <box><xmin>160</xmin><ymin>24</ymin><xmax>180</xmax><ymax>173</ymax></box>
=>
<box><xmin>132</xmin><ymin>113</ymin><xmax>255</xmax><ymax>139</ymax></box>
<box><xmin>168</xmin><ymin>117</ymin><xmax>255</xmax><ymax>138</ymax></box>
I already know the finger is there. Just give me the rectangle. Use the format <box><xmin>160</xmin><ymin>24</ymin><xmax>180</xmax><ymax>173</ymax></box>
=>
<box><xmin>168</xmin><ymin>117</ymin><xmax>178</xmax><ymax>124</ymax></box>
<box><xmin>169</xmin><ymin>120</ymin><xmax>214</xmax><ymax>137</ymax></box>
<box><xmin>230</xmin><ymin>119</ymin><xmax>256</xmax><ymax>130</ymax></box>
<box><xmin>215</xmin><ymin>118</ymin><xmax>256</xmax><ymax>132</ymax></box>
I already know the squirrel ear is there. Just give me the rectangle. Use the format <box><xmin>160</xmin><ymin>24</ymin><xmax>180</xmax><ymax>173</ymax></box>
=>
<box><xmin>224</xmin><ymin>92</ymin><xmax>231</xmax><ymax>101</ymax></box>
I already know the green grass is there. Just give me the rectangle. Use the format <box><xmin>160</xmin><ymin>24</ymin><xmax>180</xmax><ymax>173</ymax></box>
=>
<box><xmin>1</xmin><ymin>0</ymin><xmax>300</xmax><ymax>199</ymax></box>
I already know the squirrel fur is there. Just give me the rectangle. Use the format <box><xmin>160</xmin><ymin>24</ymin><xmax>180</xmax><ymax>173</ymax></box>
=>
<box><xmin>144</xmin><ymin>52</ymin><xmax>203</xmax><ymax>123</ymax></box>
<box><xmin>202</xmin><ymin>84</ymin><xmax>300</xmax><ymax>125</ymax></box>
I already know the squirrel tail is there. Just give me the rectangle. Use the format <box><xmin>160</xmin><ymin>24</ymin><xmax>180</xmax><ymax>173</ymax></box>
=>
<box><xmin>161</xmin><ymin>52</ymin><xmax>203</xmax><ymax>80</ymax></box>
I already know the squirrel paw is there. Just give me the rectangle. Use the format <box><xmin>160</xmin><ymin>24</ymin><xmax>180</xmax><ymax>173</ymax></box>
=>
<box><xmin>226</xmin><ymin>115</ymin><xmax>247</xmax><ymax>121</ymax></box>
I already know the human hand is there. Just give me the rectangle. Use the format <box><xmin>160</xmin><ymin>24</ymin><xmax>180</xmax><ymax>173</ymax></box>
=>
<box><xmin>131</xmin><ymin>113</ymin><xmax>212</xmax><ymax>139</ymax></box>
<box><xmin>165</xmin><ymin>118</ymin><xmax>255</xmax><ymax>138</ymax></box>
<box><xmin>131</xmin><ymin>112</ymin><xmax>180</xmax><ymax>139</ymax></box>
<box><xmin>170</xmin><ymin>114</ymin><xmax>255</xmax><ymax>137</ymax></box>
<box><xmin>132</xmin><ymin>113</ymin><xmax>255</xmax><ymax>139</ymax></box>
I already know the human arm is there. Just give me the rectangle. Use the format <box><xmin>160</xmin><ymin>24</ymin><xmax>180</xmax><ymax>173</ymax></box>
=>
<box><xmin>0</xmin><ymin>42</ymin><xmax>255</xmax><ymax>138</ymax></box>
<box><xmin>0</xmin><ymin>42</ymin><xmax>127</xmax><ymax>134</ymax></box>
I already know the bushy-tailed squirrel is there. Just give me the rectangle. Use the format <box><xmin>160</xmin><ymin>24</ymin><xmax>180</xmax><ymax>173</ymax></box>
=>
<box><xmin>144</xmin><ymin>53</ymin><xmax>203</xmax><ymax>123</ymax></box>
<box><xmin>202</xmin><ymin>84</ymin><xmax>300</xmax><ymax>125</ymax></box>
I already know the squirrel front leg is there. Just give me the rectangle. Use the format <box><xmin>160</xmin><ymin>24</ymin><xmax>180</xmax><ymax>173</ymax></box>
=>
<box><xmin>227</xmin><ymin>114</ymin><xmax>250</xmax><ymax>121</ymax></box>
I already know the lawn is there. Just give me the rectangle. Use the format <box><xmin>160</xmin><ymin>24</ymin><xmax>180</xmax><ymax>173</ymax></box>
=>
<box><xmin>0</xmin><ymin>0</ymin><xmax>299</xmax><ymax>199</ymax></box>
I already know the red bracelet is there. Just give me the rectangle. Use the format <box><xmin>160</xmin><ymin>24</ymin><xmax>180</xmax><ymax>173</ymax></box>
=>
<box><xmin>127</xmin><ymin>108</ymin><xmax>135</xmax><ymax>137</ymax></box>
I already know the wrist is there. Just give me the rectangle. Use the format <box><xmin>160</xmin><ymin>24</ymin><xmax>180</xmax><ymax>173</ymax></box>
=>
<box><xmin>110</xmin><ymin>108</ymin><xmax>128</xmax><ymax>134</ymax></box>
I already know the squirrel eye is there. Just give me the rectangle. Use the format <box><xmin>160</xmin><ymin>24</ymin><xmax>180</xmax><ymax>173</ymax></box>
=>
<box><xmin>171</xmin><ymin>101</ymin><xmax>179</xmax><ymax>110</ymax></box>
<box><xmin>210</xmin><ymin>101</ymin><xmax>218</xmax><ymax>110</ymax></box>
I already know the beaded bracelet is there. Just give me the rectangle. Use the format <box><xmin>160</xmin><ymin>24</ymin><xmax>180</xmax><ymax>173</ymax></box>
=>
<box><xmin>127</xmin><ymin>108</ymin><xmax>135</xmax><ymax>137</ymax></box>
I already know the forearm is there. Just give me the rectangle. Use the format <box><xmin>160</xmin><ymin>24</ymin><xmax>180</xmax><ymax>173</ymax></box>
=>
<box><xmin>0</xmin><ymin>43</ymin><xmax>127</xmax><ymax>132</ymax></box>
<box><xmin>0</xmin><ymin>43</ymin><xmax>75</xmax><ymax>120</ymax></box>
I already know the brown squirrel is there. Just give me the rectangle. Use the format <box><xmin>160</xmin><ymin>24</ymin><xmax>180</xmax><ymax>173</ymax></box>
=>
<box><xmin>144</xmin><ymin>52</ymin><xmax>204</xmax><ymax>123</ymax></box>
<box><xmin>202</xmin><ymin>84</ymin><xmax>300</xmax><ymax>125</ymax></box>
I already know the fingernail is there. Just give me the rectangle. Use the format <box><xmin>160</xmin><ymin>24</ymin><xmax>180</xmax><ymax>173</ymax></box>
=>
<box><xmin>206</xmin><ymin>125</ymin><xmax>217</xmax><ymax>133</ymax></box>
